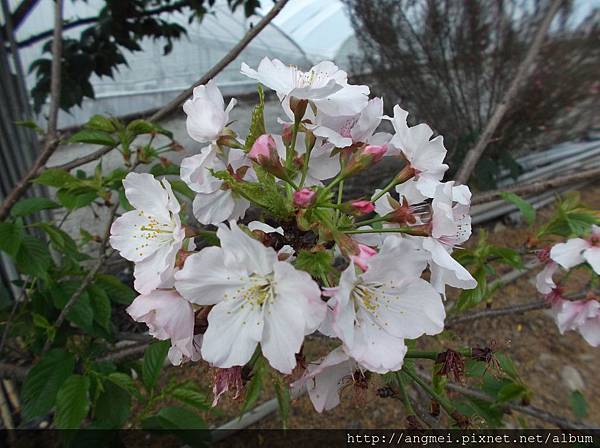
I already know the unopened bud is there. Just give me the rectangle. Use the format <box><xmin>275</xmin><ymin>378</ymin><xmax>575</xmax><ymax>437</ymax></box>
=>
<box><xmin>341</xmin><ymin>144</ymin><xmax>387</xmax><ymax>177</ymax></box>
<box><xmin>350</xmin><ymin>243</ymin><xmax>377</xmax><ymax>271</ymax></box>
<box><xmin>350</xmin><ymin>200</ymin><xmax>375</xmax><ymax>215</ymax></box>
<box><xmin>293</xmin><ymin>188</ymin><xmax>316</xmax><ymax>208</ymax></box>
<box><xmin>249</xmin><ymin>134</ymin><xmax>288</xmax><ymax>179</ymax></box>
<box><xmin>289</xmin><ymin>97</ymin><xmax>308</xmax><ymax>123</ymax></box>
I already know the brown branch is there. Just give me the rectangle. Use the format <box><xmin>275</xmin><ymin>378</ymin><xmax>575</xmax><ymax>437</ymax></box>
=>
<box><xmin>440</xmin><ymin>378</ymin><xmax>590</xmax><ymax>429</ymax></box>
<box><xmin>148</xmin><ymin>0</ymin><xmax>289</xmax><ymax>123</ymax></box>
<box><xmin>96</xmin><ymin>342</ymin><xmax>149</xmax><ymax>364</ymax></box>
<box><xmin>0</xmin><ymin>0</ymin><xmax>63</xmax><ymax>222</ymax></box>
<box><xmin>0</xmin><ymin>363</ymin><xmax>27</xmax><ymax>381</ymax></box>
<box><xmin>455</xmin><ymin>0</ymin><xmax>563</xmax><ymax>184</ymax></box>
<box><xmin>447</xmin><ymin>300</ymin><xmax>548</xmax><ymax>327</ymax></box>
<box><xmin>472</xmin><ymin>166</ymin><xmax>600</xmax><ymax>205</ymax></box>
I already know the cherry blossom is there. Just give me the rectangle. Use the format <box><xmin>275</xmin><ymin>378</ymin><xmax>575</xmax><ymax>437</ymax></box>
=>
<box><xmin>422</xmin><ymin>181</ymin><xmax>476</xmax><ymax>295</ymax></box>
<box><xmin>550</xmin><ymin>225</ymin><xmax>600</xmax><ymax>274</ymax></box>
<box><xmin>553</xmin><ymin>299</ymin><xmax>600</xmax><ymax>347</ymax></box>
<box><xmin>127</xmin><ymin>289</ymin><xmax>200</xmax><ymax>365</ymax></box>
<box><xmin>241</xmin><ymin>58</ymin><xmax>369</xmax><ymax>116</ymax></box>
<box><xmin>307</xmin><ymin>97</ymin><xmax>390</xmax><ymax>148</ymax></box>
<box><xmin>292</xmin><ymin>346</ymin><xmax>367</xmax><ymax>413</ymax></box>
<box><xmin>109</xmin><ymin>173</ymin><xmax>185</xmax><ymax>294</ymax></box>
<box><xmin>180</xmin><ymin>145</ymin><xmax>252</xmax><ymax>225</ymax></box>
<box><xmin>174</xmin><ymin>222</ymin><xmax>325</xmax><ymax>373</ymax></box>
<box><xmin>327</xmin><ymin>236</ymin><xmax>443</xmax><ymax>373</ymax></box>
<box><xmin>385</xmin><ymin>105</ymin><xmax>448</xmax><ymax>199</ymax></box>
<box><xmin>183</xmin><ymin>79</ymin><xmax>236</xmax><ymax>144</ymax></box>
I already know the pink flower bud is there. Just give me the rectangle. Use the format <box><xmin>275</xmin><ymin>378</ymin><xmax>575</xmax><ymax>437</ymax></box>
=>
<box><xmin>351</xmin><ymin>200</ymin><xmax>375</xmax><ymax>215</ymax></box>
<box><xmin>363</xmin><ymin>144</ymin><xmax>387</xmax><ymax>163</ymax></box>
<box><xmin>293</xmin><ymin>188</ymin><xmax>316</xmax><ymax>208</ymax></box>
<box><xmin>351</xmin><ymin>244</ymin><xmax>377</xmax><ymax>271</ymax></box>
<box><xmin>249</xmin><ymin>134</ymin><xmax>276</xmax><ymax>162</ymax></box>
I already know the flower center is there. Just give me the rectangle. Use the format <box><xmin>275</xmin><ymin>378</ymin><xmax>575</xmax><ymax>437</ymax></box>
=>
<box><xmin>353</xmin><ymin>284</ymin><xmax>381</xmax><ymax>313</ymax></box>
<box><xmin>240</xmin><ymin>276</ymin><xmax>274</xmax><ymax>308</ymax></box>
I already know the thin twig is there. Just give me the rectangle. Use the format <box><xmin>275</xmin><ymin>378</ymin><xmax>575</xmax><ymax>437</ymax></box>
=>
<box><xmin>455</xmin><ymin>0</ymin><xmax>562</xmax><ymax>184</ymax></box>
<box><xmin>436</xmin><ymin>376</ymin><xmax>592</xmax><ymax>429</ymax></box>
<box><xmin>0</xmin><ymin>0</ymin><xmax>63</xmax><ymax>221</ymax></box>
<box><xmin>447</xmin><ymin>300</ymin><xmax>548</xmax><ymax>327</ymax></box>
<box><xmin>472</xmin><ymin>166</ymin><xmax>600</xmax><ymax>205</ymax></box>
<box><xmin>41</xmin><ymin>200</ymin><xmax>119</xmax><ymax>354</ymax></box>
<box><xmin>148</xmin><ymin>0</ymin><xmax>289</xmax><ymax>123</ymax></box>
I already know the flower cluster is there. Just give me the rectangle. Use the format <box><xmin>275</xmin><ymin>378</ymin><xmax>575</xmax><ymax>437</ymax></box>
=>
<box><xmin>535</xmin><ymin>225</ymin><xmax>600</xmax><ymax>346</ymax></box>
<box><xmin>110</xmin><ymin>58</ymin><xmax>477</xmax><ymax>411</ymax></box>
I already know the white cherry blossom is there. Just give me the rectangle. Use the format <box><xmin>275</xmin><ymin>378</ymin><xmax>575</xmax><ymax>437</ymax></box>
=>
<box><xmin>127</xmin><ymin>289</ymin><xmax>201</xmax><ymax>365</ymax></box>
<box><xmin>241</xmin><ymin>58</ymin><xmax>369</xmax><ymax>116</ymax></box>
<box><xmin>183</xmin><ymin>79</ymin><xmax>236</xmax><ymax>144</ymax></box>
<box><xmin>307</xmin><ymin>97</ymin><xmax>390</xmax><ymax>148</ymax></box>
<box><xmin>385</xmin><ymin>105</ymin><xmax>449</xmax><ymax>200</ymax></box>
<box><xmin>109</xmin><ymin>173</ymin><xmax>185</xmax><ymax>294</ymax></box>
<box><xmin>174</xmin><ymin>222</ymin><xmax>325</xmax><ymax>373</ymax></box>
<box><xmin>292</xmin><ymin>346</ymin><xmax>366</xmax><ymax>413</ymax></box>
<box><xmin>180</xmin><ymin>145</ymin><xmax>252</xmax><ymax>225</ymax></box>
<box><xmin>327</xmin><ymin>236</ymin><xmax>443</xmax><ymax>373</ymax></box>
<box><xmin>550</xmin><ymin>225</ymin><xmax>600</xmax><ymax>274</ymax></box>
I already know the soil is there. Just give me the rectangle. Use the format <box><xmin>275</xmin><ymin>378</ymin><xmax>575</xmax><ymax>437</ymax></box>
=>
<box><xmin>148</xmin><ymin>183</ymin><xmax>600</xmax><ymax>431</ymax></box>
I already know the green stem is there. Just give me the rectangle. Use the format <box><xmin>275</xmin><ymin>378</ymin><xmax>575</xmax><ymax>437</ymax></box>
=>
<box><xmin>402</xmin><ymin>369</ymin><xmax>455</xmax><ymax>417</ymax></box>
<box><xmin>394</xmin><ymin>372</ymin><xmax>416</xmax><ymax>416</ymax></box>
<box><xmin>346</xmin><ymin>214</ymin><xmax>389</xmax><ymax>229</ymax></box>
<box><xmin>371</xmin><ymin>176</ymin><xmax>399</xmax><ymax>202</ymax></box>
<box><xmin>286</xmin><ymin>121</ymin><xmax>300</xmax><ymax>171</ymax></box>
<box><xmin>343</xmin><ymin>227</ymin><xmax>426</xmax><ymax>236</ymax></box>
<box><xmin>404</xmin><ymin>350</ymin><xmax>439</xmax><ymax>361</ymax></box>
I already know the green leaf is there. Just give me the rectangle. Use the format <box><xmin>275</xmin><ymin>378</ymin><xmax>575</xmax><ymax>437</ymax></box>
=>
<box><xmin>95</xmin><ymin>274</ymin><xmax>135</xmax><ymax>304</ymax></box>
<box><xmin>87</xmin><ymin>284</ymin><xmax>111</xmax><ymax>329</ymax></box>
<box><xmin>499</xmin><ymin>192</ymin><xmax>536</xmax><ymax>225</ymax></box>
<box><xmin>11</xmin><ymin>197</ymin><xmax>60</xmax><ymax>217</ymax></box>
<box><xmin>273</xmin><ymin>379</ymin><xmax>290</xmax><ymax>429</ymax></box>
<box><xmin>142</xmin><ymin>340</ymin><xmax>170</xmax><ymax>390</ymax></box>
<box><xmin>69</xmin><ymin>129</ymin><xmax>116</xmax><ymax>146</ymax></box>
<box><xmin>496</xmin><ymin>353</ymin><xmax>521</xmax><ymax>381</ymax></box>
<box><xmin>241</xmin><ymin>356</ymin><xmax>266</xmax><ymax>414</ymax></box>
<box><xmin>86</xmin><ymin>115</ymin><xmax>116</xmax><ymax>133</ymax></box>
<box><xmin>150</xmin><ymin>162</ymin><xmax>180</xmax><ymax>176</ymax></box>
<box><xmin>55</xmin><ymin>375</ymin><xmax>90</xmax><ymax>429</ymax></box>
<box><xmin>57</xmin><ymin>188</ymin><xmax>97</xmax><ymax>209</ymax></box>
<box><xmin>487</xmin><ymin>246</ymin><xmax>523</xmax><ymax>269</ymax></box>
<box><xmin>570</xmin><ymin>390</ymin><xmax>588</xmax><ymax>419</ymax></box>
<box><xmin>22</xmin><ymin>349</ymin><xmax>75</xmax><ymax>420</ymax></box>
<box><xmin>169</xmin><ymin>179</ymin><xmax>195</xmax><ymax>201</ymax></box>
<box><xmin>172</xmin><ymin>383</ymin><xmax>211</xmax><ymax>410</ymax></box>
<box><xmin>294</xmin><ymin>249</ymin><xmax>333</xmax><ymax>279</ymax></box>
<box><xmin>15</xmin><ymin>119</ymin><xmax>44</xmax><ymax>133</ymax></box>
<box><xmin>107</xmin><ymin>372</ymin><xmax>142</xmax><ymax>399</ymax></box>
<box><xmin>455</xmin><ymin>268</ymin><xmax>486</xmax><ymax>311</ymax></box>
<box><xmin>36</xmin><ymin>223</ymin><xmax>83</xmax><ymax>259</ymax></box>
<box><xmin>244</xmin><ymin>84</ymin><xmax>266</xmax><ymax>151</ymax></box>
<box><xmin>51</xmin><ymin>282</ymin><xmax>94</xmax><ymax>332</ymax></box>
<box><xmin>142</xmin><ymin>406</ymin><xmax>206</xmax><ymax>430</ymax></box>
<box><xmin>94</xmin><ymin>381</ymin><xmax>131</xmax><ymax>428</ymax></box>
<box><xmin>496</xmin><ymin>382</ymin><xmax>526</xmax><ymax>403</ymax></box>
<box><xmin>0</xmin><ymin>221</ymin><xmax>24</xmax><ymax>256</ymax></box>
<box><xmin>16</xmin><ymin>236</ymin><xmax>53</xmax><ymax>278</ymax></box>
<box><xmin>34</xmin><ymin>169</ymin><xmax>77</xmax><ymax>188</ymax></box>
<box><xmin>127</xmin><ymin>119</ymin><xmax>173</xmax><ymax>139</ymax></box>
